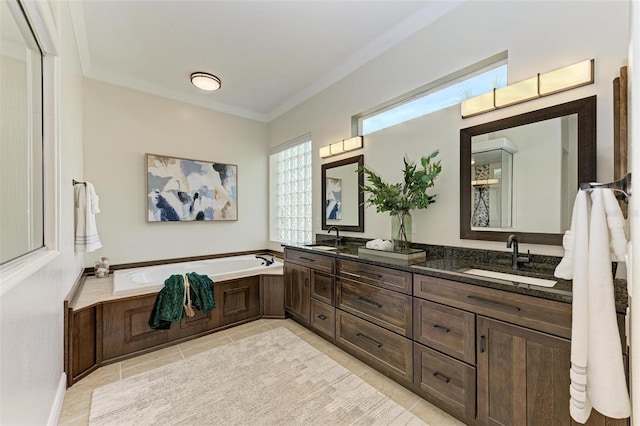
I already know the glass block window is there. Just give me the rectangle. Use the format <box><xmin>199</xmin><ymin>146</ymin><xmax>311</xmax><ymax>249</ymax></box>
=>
<box><xmin>271</xmin><ymin>137</ymin><xmax>312</xmax><ymax>244</ymax></box>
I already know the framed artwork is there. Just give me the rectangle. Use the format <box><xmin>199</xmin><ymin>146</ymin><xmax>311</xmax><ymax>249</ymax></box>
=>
<box><xmin>326</xmin><ymin>177</ymin><xmax>342</xmax><ymax>220</ymax></box>
<box><xmin>146</xmin><ymin>153</ymin><xmax>237</xmax><ymax>222</ymax></box>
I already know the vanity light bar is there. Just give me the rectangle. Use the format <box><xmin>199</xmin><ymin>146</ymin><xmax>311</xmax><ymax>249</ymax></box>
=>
<box><xmin>461</xmin><ymin>59</ymin><xmax>594</xmax><ymax>118</ymax></box>
<box><xmin>319</xmin><ymin>136</ymin><xmax>363</xmax><ymax>158</ymax></box>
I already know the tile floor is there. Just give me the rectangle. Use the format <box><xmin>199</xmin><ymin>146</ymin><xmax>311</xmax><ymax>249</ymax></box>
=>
<box><xmin>58</xmin><ymin>319</ymin><xmax>466</xmax><ymax>425</ymax></box>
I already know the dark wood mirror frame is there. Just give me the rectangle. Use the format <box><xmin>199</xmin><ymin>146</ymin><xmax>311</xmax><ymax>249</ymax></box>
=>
<box><xmin>321</xmin><ymin>154</ymin><xmax>365</xmax><ymax>232</ymax></box>
<box><xmin>460</xmin><ymin>96</ymin><xmax>596</xmax><ymax>245</ymax></box>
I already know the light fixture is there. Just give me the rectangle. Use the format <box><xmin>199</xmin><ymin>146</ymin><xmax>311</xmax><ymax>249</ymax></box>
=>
<box><xmin>190</xmin><ymin>72</ymin><xmax>221</xmax><ymax>91</ymax></box>
<box><xmin>461</xmin><ymin>59</ymin><xmax>594</xmax><ymax>118</ymax></box>
<box><xmin>319</xmin><ymin>136</ymin><xmax>363</xmax><ymax>158</ymax></box>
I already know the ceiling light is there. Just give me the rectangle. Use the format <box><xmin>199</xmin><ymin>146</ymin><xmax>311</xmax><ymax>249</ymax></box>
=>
<box><xmin>190</xmin><ymin>72</ymin><xmax>221</xmax><ymax>91</ymax></box>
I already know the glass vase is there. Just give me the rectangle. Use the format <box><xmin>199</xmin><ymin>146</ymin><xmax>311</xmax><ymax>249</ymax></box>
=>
<box><xmin>391</xmin><ymin>211</ymin><xmax>412</xmax><ymax>250</ymax></box>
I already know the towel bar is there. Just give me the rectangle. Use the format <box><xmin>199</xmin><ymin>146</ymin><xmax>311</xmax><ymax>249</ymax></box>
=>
<box><xmin>579</xmin><ymin>173</ymin><xmax>631</xmax><ymax>203</ymax></box>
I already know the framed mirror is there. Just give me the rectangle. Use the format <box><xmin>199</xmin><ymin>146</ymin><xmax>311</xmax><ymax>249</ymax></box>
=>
<box><xmin>322</xmin><ymin>155</ymin><xmax>364</xmax><ymax>232</ymax></box>
<box><xmin>460</xmin><ymin>96</ymin><xmax>596</xmax><ymax>245</ymax></box>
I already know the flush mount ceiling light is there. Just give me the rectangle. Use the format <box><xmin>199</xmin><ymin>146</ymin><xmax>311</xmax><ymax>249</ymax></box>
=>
<box><xmin>190</xmin><ymin>72</ymin><xmax>221</xmax><ymax>91</ymax></box>
<box><xmin>461</xmin><ymin>59</ymin><xmax>594</xmax><ymax>118</ymax></box>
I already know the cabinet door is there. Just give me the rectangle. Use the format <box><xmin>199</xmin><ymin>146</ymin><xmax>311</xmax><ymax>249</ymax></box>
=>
<box><xmin>284</xmin><ymin>263</ymin><xmax>310</xmax><ymax>323</ymax></box>
<box><xmin>102</xmin><ymin>294</ymin><xmax>169</xmax><ymax>361</ymax></box>
<box><xmin>477</xmin><ymin>316</ymin><xmax>571</xmax><ymax>426</ymax></box>
<box><xmin>217</xmin><ymin>276</ymin><xmax>261</xmax><ymax>326</ymax></box>
<box><xmin>261</xmin><ymin>275</ymin><xmax>285</xmax><ymax>319</ymax></box>
<box><xmin>70</xmin><ymin>305</ymin><xmax>99</xmax><ymax>382</ymax></box>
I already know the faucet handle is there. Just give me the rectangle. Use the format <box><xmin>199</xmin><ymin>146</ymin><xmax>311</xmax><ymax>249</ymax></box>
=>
<box><xmin>518</xmin><ymin>249</ymin><xmax>531</xmax><ymax>265</ymax></box>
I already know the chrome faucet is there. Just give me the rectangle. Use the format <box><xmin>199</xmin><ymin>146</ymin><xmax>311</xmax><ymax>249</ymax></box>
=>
<box><xmin>327</xmin><ymin>226</ymin><xmax>341</xmax><ymax>246</ymax></box>
<box><xmin>506</xmin><ymin>234</ymin><xmax>530</xmax><ymax>270</ymax></box>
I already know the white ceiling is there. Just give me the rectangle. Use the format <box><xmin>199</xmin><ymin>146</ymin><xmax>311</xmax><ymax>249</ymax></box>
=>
<box><xmin>69</xmin><ymin>1</ymin><xmax>463</xmax><ymax>122</ymax></box>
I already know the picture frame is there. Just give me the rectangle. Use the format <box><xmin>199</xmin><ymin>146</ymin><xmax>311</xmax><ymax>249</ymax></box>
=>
<box><xmin>146</xmin><ymin>153</ymin><xmax>237</xmax><ymax>222</ymax></box>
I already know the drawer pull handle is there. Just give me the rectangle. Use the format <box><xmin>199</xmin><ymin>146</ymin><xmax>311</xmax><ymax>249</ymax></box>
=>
<box><xmin>342</xmin><ymin>271</ymin><xmax>383</xmax><ymax>280</ymax></box>
<box><xmin>356</xmin><ymin>297</ymin><xmax>383</xmax><ymax>309</ymax></box>
<box><xmin>433</xmin><ymin>324</ymin><xmax>450</xmax><ymax>334</ymax></box>
<box><xmin>299</xmin><ymin>257</ymin><xmax>315</xmax><ymax>262</ymax></box>
<box><xmin>356</xmin><ymin>333</ymin><xmax>382</xmax><ymax>348</ymax></box>
<box><xmin>467</xmin><ymin>295</ymin><xmax>521</xmax><ymax>312</ymax></box>
<box><xmin>433</xmin><ymin>372</ymin><xmax>450</xmax><ymax>383</ymax></box>
<box><xmin>480</xmin><ymin>335</ymin><xmax>486</xmax><ymax>353</ymax></box>
<box><xmin>304</xmin><ymin>278</ymin><xmax>310</xmax><ymax>288</ymax></box>
<box><xmin>317</xmin><ymin>314</ymin><xmax>327</xmax><ymax>320</ymax></box>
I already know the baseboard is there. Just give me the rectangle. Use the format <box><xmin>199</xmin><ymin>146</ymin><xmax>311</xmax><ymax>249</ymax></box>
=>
<box><xmin>47</xmin><ymin>373</ymin><xmax>66</xmax><ymax>426</ymax></box>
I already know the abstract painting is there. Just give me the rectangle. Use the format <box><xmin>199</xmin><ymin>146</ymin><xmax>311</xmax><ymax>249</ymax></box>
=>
<box><xmin>146</xmin><ymin>154</ymin><xmax>237</xmax><ymax>222</ymax></box>
<box><xmin>326</xmin><ymin>177</ymin><xmax>342</xmax><ymax>220</ymax></box>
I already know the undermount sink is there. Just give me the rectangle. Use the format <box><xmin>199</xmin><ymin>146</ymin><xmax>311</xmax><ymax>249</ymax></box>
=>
<box><xmin>304</xmin><ymin>244</ymin><xmax>338</xmax><ymax>251</ymax></box>
<box><xmin>463</xmin><ymin>268</ymin><xmax>557</xmax><ymax>288</ymax></box>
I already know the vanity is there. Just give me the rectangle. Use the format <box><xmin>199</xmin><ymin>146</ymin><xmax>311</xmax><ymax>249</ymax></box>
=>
<box><xmin>283</xmin><ymin>243</ymin><xmax>628</xmax><ymax>426</ymax></box>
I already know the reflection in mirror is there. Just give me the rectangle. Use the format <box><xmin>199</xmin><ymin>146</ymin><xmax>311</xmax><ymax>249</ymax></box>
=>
<box><xmin>322</xmin><ymin>155</ymin><xmax>364</xmax><ymax>232</ymax></box>
<box><xmin>461</xmin><ymin>96</ymin><xmax>596</xmax><ymax>245</ymax></box>
<box><xmin>471</xmin><ymin>138</ymin><xmax>515</xmax><ymax>228</ymax></box>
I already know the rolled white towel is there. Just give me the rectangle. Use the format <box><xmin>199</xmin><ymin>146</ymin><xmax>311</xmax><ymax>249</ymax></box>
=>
<box><xmin>379</xmin><ymin>240</ymin><xmax>393</xmax><ymax>250</ymax></box>
<box><xmin>365</xmin><ymin>239</ymin><xmax>383</xmax><ymax>249</ymax></box>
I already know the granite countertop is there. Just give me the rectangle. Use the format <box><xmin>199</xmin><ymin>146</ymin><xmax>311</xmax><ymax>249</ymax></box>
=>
<box><xmin>284</xmin><ymin>236</ymin><xmax>628</xmax><ymax>314</ymax></box>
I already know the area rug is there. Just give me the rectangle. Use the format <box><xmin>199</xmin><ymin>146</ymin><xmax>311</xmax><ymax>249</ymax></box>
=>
<box><xmin>89</xmin><ymin>327</ymin><xmax>426</xmax><ymax>425</ymax></box>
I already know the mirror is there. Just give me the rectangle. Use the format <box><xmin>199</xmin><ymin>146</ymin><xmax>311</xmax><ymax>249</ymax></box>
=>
<box><xmin>322</xmin><ymin>155</ymin><xmax>364</xmax><ymax>232</ymax></box>
<box><xmin>460</xmin><ymin>96</ymin><xmax>596</xmax><ymax>245</ymax></box>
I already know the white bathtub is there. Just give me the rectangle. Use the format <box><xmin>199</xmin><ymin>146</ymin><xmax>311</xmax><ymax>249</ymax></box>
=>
<box><xmin>112</xmin><ymin>254</ymin><xmax>283</xmax><ymax>296</ymax></box>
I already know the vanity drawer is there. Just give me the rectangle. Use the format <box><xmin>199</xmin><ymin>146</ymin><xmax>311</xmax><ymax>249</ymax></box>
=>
<box><xmin>414</xmin><ymin>274</ymin><xmax>571</xmax><ymax>339</ymax></box>
<box><xmin>337</xmin><ymin>278</ymin><xmax>412</xmax><ymax>337</ymax></box>
<box><xmin>414</xmin><ymin>299</ymin><xmax>475</xmax><ymax>364</ymax></box>
<box><xmin>337</xmin><ymin>259</ymin><xmax>412</xmax><ymax>294</ymax></box>
<box><xmin>309</xmin><ymin>300</ymin><xmax>335</xmax><ymax>339</ymax></box>
<box><xmin>285</xmin><ymin>248</ymin><xmax>334</xmax><ymax>274</ymax></box>
<box><xmin>414</xmin><ymin>342</ymin><xmax>476</xmax><ymax>420</ymax></box>
<box><xmin>311</xmin><ymin>272</ymin><xmax>335</xmax><ymax>305</ymax></box>
<box><xmin>336</xmin><ymin>310</ymin><xmax>413</xmax><ymax>384</ymax></box>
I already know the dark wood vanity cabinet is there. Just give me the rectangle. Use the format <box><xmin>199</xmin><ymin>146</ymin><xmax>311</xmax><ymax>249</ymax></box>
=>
<box><xmin>283</xmin><ymin>249</ymin><xmax>629</xmax><ymax>426</ymax></box>
<box><xmin>284</xmin><ymin>262</ymin><xmax>311</xmax><ymax>324</ymax></box>
<box><xmin>477</xmin><ymin>316</ymin><xmax>572</xmax><ymax>425</ymax></box>
<box><xmin>284</xmin><ymin>248</ymin><xmax>335</xmax><ymax>330</ymax></box>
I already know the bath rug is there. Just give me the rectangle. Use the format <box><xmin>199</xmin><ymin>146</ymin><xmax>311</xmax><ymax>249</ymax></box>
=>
<box><xmin>89</xmin><ymin>327</ymin><xmax>427</xmax><ymax>425</ymax></box>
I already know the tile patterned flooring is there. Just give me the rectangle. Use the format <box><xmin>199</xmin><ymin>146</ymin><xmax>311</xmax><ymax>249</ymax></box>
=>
<box><xmin>58</xmin><ymin>319</ymin><xmax>466</xmax><ymax>425</ymax></box>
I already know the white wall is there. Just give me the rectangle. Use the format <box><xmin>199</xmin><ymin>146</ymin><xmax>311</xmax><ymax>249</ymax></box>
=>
<box><xmin>268</xmin><ymin>0</ymin><xmax>629</xmax><ymax>256</ymax></box>
<box><xmin>0</xmin><ymin>1</ymin><xmax>85</xmax><ymax>424</ymax></box>
<box><xmin>82</xmin><ymin>80</ymin><xmax>269</xmax><ymax>266</ymax></box>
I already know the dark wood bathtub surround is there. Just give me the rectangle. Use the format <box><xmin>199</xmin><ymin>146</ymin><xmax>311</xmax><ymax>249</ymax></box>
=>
<box><xmin>64</xmin><ymin>249</ymin><xmax>284</xmax><ymax>387</ymax></box>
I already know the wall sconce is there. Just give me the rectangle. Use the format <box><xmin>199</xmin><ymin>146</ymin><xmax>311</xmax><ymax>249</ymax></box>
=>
<box><xmin>319</xmin><ymin>136</ymin><xmax>363</xmax><ymax>158</ymax></box>
<box><xmin>461</xmin><ymin>59</ymin><xmax>594</xmax><ymax>118</ymax></box>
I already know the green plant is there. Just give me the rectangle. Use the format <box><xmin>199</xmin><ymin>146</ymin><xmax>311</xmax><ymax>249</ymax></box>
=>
<box><xmin>358</xmin><ymin>150</ymin><xmax>442</xmax><ymax>216</ymax></box>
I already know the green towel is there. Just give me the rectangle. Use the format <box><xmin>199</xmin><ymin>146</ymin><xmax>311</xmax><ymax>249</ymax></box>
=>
<box><xmin>149</xmin><ymin>272</ymin><xmax>216</xmax><ymax>330</ymax></box>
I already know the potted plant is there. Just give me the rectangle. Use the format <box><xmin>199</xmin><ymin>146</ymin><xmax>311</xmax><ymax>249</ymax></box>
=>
<box><xmin>359</xmin><ymin>150</ymin><xmax>442</xmax><ymax>250</ymax></box>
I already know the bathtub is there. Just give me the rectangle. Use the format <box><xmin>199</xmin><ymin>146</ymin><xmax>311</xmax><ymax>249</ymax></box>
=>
<box><xmin>112</xmin><ymin>254</ymin><xmax>283</xmax><ymax>296</ymax></box>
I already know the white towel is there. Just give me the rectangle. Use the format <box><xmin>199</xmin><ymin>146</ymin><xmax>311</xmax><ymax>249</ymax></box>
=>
<box><xmin>555</xmin><ymin>194</ymin><xmax>579</xmax><ymax>279</ymax></box>
<box><xmin>569</xmin><ymin>189</ymin><xmax>630</xmax><ymax>423</ymax></box>
<box><xmin>365</xmin><ymin>239</ymin><xmax>393</xmax><ymax>251</ymax></box>
<box><xmin>88</xmin><ymin>182</ymin><xmax>100</xmax><ymax>214</ymax></box>
<box><xmin>75</xmin><ymin>182</ymin><xmax>102</xmax><ymax>252</ymax></box>
<box><xmin>556</xmin><ymin>190</ymin><xmax>628</xmax><ymax>279</ymax></box>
